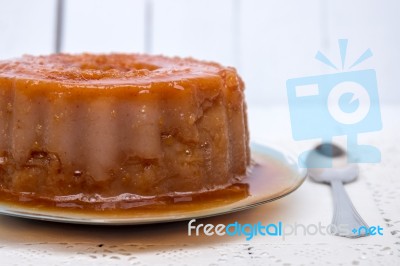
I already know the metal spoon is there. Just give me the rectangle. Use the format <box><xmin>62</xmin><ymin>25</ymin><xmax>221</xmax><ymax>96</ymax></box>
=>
<box><xmin>306</xmin><ymin>143</ymin><xmax>369</xmax><ymax>238</ymax></box>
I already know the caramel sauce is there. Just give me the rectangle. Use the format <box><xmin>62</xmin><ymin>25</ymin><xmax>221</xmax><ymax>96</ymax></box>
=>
<box><xmin>0</xmin><ymin>183</ymin><xmax>249</xmax><ymax>216</ymax></box>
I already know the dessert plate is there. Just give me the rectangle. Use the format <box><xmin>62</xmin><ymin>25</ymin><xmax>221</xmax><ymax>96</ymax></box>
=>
<box><xmin>0</xmin><ymin>143</ymin><xmax>306</xmax><ymax>225</ymax></box>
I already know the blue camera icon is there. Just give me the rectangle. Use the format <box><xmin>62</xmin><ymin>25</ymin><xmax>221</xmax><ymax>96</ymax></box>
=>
<box><xmin>287</xmin><ymin>69</ymin><xmax>382</xmax><ymax>167</ymax></box>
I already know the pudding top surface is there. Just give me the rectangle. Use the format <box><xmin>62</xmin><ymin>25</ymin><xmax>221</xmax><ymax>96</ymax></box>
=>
<box><xmin>0</xmin><ymin>53</ymin><xmax>230</xmax><ymax>86</ymax></box>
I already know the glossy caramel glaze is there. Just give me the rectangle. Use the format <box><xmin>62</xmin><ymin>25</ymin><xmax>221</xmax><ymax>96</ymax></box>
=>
<box><xmin>0</xmin><ymin>53</ymin><xmax>250</xmax><ymax>200</ymax></box>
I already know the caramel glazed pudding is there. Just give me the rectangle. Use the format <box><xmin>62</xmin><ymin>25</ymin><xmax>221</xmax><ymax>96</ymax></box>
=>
<box><xmin>0</xmin><ymin>53</ymin><xmax>251</xmax><ymax>205</ymax></box>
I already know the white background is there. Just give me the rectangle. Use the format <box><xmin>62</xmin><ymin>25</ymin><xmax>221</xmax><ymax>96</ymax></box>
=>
<box><xmin>0</xmin><ymin>2</ymin><xmax>399</xmax><ymax>264</ymax></box>
<box><xmin>0</xmin><ymin>0</ymin><xmax>399</xmax><ymax>106</ymax></box>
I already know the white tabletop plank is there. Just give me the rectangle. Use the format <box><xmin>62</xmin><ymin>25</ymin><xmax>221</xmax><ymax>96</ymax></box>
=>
<box><xmin>0</xmin><ymin>0</ymin><xmax>56</xmax><ymax>59</ymax></box>
<box><xmin>62</xmin><ymin>0</ymin><xmax>146</xmax><ymax>53</ymax></box>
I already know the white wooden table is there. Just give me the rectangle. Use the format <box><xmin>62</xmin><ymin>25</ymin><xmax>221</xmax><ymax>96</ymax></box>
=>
<box><xmin>0</xmin><ymin>105</ymin><xmax>399</xmax><ymax>265</ymax></box>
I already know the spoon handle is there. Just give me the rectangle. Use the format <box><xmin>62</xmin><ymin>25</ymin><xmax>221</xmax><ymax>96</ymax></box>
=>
<box><xmin>330</xmin><ymin>179</ymin><xmax>369</xmax><ymax>238</ymax></box>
